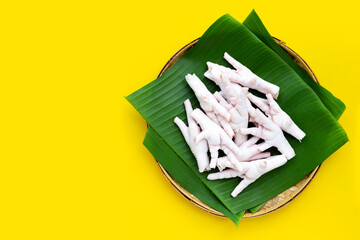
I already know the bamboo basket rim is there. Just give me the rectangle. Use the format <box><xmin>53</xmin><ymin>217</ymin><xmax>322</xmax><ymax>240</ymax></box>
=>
<box><xmin>152</xmin><ymin>37</ymin><xmax>321</xmax><ymax>218</ymax></box>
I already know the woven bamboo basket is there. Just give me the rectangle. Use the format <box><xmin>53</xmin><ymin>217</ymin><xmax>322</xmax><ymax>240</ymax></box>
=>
<box><xmin>154</xmin><ymin>38</ymin><xmax>321</xmax><ymax>218</ymax></box>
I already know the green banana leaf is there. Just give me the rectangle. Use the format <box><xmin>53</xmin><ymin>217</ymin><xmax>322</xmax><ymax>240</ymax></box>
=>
<box><xmin>249</xmin><ymin>203</ymin><xmax>265</xmax><ymax>214</ymax></box>
<box><xmin>140</xmin><ymin>11</ymin><xmax>344</xmax><ymax>219</ymax></box>
<box><xmin>143</xmin><ymin>126</ymin><xmax>245</xmax><ymax>225</ymax></box>
<box><xmin>243</xmin><ymin>10</ymin><xmax>345</xmax><ymax>120</ymax></box>
<box><xmin>127</xmin><ymin>14</ymin><xmax>348</xmax><ymax>214</ymax></box>
<box><xmin>142</xmin><ymin>11</ymin><xmax>337</xmax><ymax>216</ymax></box>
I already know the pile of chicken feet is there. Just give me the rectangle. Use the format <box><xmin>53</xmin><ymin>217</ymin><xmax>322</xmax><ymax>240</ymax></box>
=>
<box><xmin>174</xmin><ymin>52</ymin><xmax>305</xmax><ymax>197</ymax></box>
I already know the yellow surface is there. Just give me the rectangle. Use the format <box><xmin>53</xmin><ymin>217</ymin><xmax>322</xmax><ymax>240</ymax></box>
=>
<box><xmin>1</xmin><ymin>1</ymin><xmax>359</xmax><ymax>239</ymax></box>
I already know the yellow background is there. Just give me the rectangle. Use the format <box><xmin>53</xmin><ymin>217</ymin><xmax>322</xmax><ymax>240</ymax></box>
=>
<box><xmin>1</xmin><ymin>1</ymin><xmax>359</xmax><ymax>239</ymax></box>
